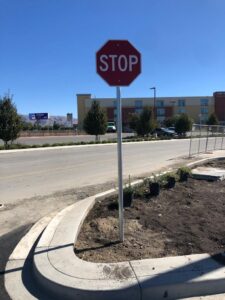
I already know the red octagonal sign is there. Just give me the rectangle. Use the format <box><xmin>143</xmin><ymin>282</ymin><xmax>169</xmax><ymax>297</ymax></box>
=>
<box><xmin>96</xmin><ymin>40</ymin><xmax>141</xmax><ymax>86</ymax></box>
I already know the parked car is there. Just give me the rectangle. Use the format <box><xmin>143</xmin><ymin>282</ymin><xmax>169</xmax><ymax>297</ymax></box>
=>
<box><xmin>106</xmin><ymin>122</ymin><xmax>116</xmax><ymax>133</ymax></box>
<box><xmin>153</xmin><ymin>127</ymin><xmax>177</xmax><ymax>137</ymax></box>
<box><xmin>167</xmin><ymin>127</ymin><xmax>176</xmax><ymax>132</ymax></box>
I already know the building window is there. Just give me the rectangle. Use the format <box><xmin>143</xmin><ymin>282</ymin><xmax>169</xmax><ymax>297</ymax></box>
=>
<box><xmin>157</xmin><ymin>108</ymin><xmax>165</xmax><ymax>116</ymax></box>
<box><xmin>135</xmin><ymin>100</ymin><xmax>142</xmax><ymax>108</ymax></box>
<box><xmin>157</xmin><ymin>116</ymin><xmax>165</xmax><ymax>122</ymax></box>
<box><xmin>178</xmin><ymin>99</ymin><xmax>185</xmax><ymax>107</ymax></box>
<box><xmin>156</xmin><ymin>100</ymin><xmax>164</xmax><ymax>107</ymax></box>
<box><xmin>200</xmin><ymin>98</ymin><xmax>208</xmax><ymax>106</ymax></box>
<box><xmin>201</xmin><ymin>107</ymin><xmax>208</xmax><ymax>114</ymax></box>
<box><xmin>135</xmin><ymin>108</ymin><xmax>143</xmax><ymax>114</ymax></box>
<box><xmin>178</xmin><ymin>107</ymin><xmax>186</xmax><ymax>114</ymax></box>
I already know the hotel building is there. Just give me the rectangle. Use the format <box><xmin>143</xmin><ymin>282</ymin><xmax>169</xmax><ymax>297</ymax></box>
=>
<box><xmin>77</xmin><ymin>91</ymin><xmax>225</xmax><ymax>129</ymax></box>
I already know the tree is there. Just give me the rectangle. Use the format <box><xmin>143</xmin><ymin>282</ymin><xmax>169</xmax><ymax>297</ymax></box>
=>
<box><xmin>175</xmin><ymin>113</ymin><xmax>193</xmax><ymax>136</ymax></box>
<box><xmin>0</xmin><ymin>95</ymin><xmax>22</xmax><ymax>148</ymax></box>
<box><xmin>133</xmin><ymin>107</ymin><xmax>156</xmax><ymax>136</ymax></box>
<box><xmin>128</xmin><ymin>113</ymin><xmax>139</xmax><ymax>132</ymax></box>
<box><xmin>164</xmin><ymin>116</ymin><xmax>179</xmax><ymax>128</ymax></box>
<box><xmin>207</xmin><ymin>113</ymin><xmax>218</xmax><ymax>125</ymax></box>
<box><xmin>53</xmin><ymin>121</ymin><xmax>61</xmax><ymax>130</ymax></box>
<box><xmin>83</xmin><ymin>100</ymin><xmax>107</xmax><ymax>141</ymax></box>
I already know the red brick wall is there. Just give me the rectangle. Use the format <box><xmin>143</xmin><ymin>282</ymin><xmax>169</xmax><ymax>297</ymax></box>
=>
<box><xmin>165</xmin><ymin>107</ymin><xmax>173</xmax><ymax>118</ymax></box>
<box><xmin>214</xmin><ymin>92</ymin><xmax>225</xmax><ymax>121</ymax></box>
<box><xmin>107</xmin><ymin>106</ymin><xmax>174</xmax><ymax>123</ymax></box>
<box><xmin>106</xmin><ymin>107</ymin><xmax>135</xmax><ymax>124</ymax></box>
<box><xmin>122</xmin><ymin>107</ymin><xmax>135</xmax><ymax>123</ymax></box>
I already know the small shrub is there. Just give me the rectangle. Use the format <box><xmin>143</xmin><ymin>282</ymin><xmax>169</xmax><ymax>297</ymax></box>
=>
<box><xmin>177</xmin><ymin>166</ymin><xmax>191</xmax><ymax>182</ymax></box>
<box><xmin>163</xmin><ymin>172</ymin><xmax>177</xmax><ymax>189</ymax></box>
<box><xmin>133</xmin><ymin>181</ymin><xmax>148</xmax><ymax>199</ymax></box>
<box><xmin>123</xmin><ymin>175</ymin><xmax>134</xmax><ymax>207</ymax></box>
<box><xmin>149</xmin><ymin>174</ymin><xmax>160</xmax><ymax>196</ymax></box>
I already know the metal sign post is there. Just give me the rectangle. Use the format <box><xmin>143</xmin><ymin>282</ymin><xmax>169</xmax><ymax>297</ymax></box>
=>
<box><xmin>96</xmin><ymin>40</ymin><xmax>141</xmax><ymax>242</ymax></box>
<box><xmin>116</xmin><ymin>86</ymin><xmax>124</xmax><ymax>242</ymax></box>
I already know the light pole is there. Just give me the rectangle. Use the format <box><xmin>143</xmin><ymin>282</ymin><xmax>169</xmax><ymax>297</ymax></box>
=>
<box><xmin>150</xmin><ymin>87</ymin><xmax>156</xmax><ymax>120</ymax></box>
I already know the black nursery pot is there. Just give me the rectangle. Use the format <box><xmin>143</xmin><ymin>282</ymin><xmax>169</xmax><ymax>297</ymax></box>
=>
<box><xmin>179</xmin><ymin>172</ymin><xmax>189</xmax><ymax>182</ymax></box>
<box><xmin>167</xmin><ymin>177</ymin><xmax>176</xmax><ymax>188</ymax></box>
<box><xmin>123</xmin><ymin>191</ymin><xmax>133</xmax><ymax>207</ymax></box>
<box><xmin>149</xmin><ymin>182</ymin><xmax>160</xmax><ymax>196</ymax></box>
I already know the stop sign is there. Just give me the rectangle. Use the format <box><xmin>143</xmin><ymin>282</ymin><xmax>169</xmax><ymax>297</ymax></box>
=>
<box><xmin>96</xmin><ymin>40</ymin><xmax>141</xmax><ymax>86</ymax></box>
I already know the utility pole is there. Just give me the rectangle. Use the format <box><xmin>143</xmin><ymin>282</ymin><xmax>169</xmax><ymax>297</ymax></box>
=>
<box><xmin>150</xmin><ymin>87</ymin><xmax>156</xmax><ymax>120</ymax></box>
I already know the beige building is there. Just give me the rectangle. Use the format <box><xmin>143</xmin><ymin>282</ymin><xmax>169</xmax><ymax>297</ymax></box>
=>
<box><xmin>77</xmin><ymin>92</ymin><xmax>225</xmax><ymax>129</ymax></box>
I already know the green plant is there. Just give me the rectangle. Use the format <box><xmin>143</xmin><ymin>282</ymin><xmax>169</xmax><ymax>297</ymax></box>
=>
<box><xmin>207</xmin><ymin>113</ymin><xmax>218</xmax><ymax>126</ymax></box>
<box><xmin>0</xmin><ymin>94</ymin><xmax>22</xmax><ymax>149</ymax></box>
<box><xmin>83</xmin><ymin>100</ymin><xmax>107</xmax><ymax>142</ymax></box>
<box><xmin>175</xmin><ymin>113</ymin><xmax>193</xmax><ymax>136</ymax></box>
<box><xmin>177</xmin><ymin>166</ymin><xmax>192</xmax><ymax>182</ymax></box>
<box><xmin>123</xmin><ymin>175</ymin><xmax>134</xmax><ymax>207</ymax></box>
<box><xmin>149</xmin><ymin>174</ymin><xmax>160</xmax><ymax>196</ymax></box>
<box><xmin>162</xmin><ymin>172</ymin><xmax>177</xmax><ymax>188</ymax></box>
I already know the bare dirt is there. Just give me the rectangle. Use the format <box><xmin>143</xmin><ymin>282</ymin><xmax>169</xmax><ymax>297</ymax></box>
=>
<box><xmin>75</xmin><ymin>159</ymin><xmax>225</xmax><ymax>263</ymax></box>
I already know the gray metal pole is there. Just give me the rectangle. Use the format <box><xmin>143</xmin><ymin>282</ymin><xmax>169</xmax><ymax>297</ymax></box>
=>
<box><xmin>154</xmin><ymin>88</ymin><xmax>156</xmax><ymax>120</ymax></box>
<box><xmin>214</xmin><ymin>126</ymin><xmax>217</xmax><ymax>150</ymax></box>
<box><xmin>197</xmin><ymin>125</ymin><xmax>201</xmax><ymax>154</ymax></box>
<box><xmin>205</xmin><ymin>125</ymin><xmax>209</xmax><ymax>153</ymax></box>
<box><xmin>221</xmin><ymin>127</ymin><xmax>225</xmax><ymax>150</ymax></box>
<box><xmin>116</xmin><ymin>86</ymin><xmax>124</xmax><ymax>242</ymax></box>
<box><xmin>150</xmin><ymin>87</ymin><xmax>156</xmax><ymax>120</ymax></box>
<box><xmin>188</xmin><ymin>124</ymin><xmax>193</xmax><ymax>158</ymax></box>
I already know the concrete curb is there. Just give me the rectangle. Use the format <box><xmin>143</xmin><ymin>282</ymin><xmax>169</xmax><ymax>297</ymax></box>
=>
<box><xmin>0</xmin><ymin>138</ymin><xmax>187</xmax><ymax>154</ymax></box>
<box><xmin>33</xmin><ymin>194</ymin><xmax>140</xmax><ymax>300</ymax></box>
<box><xmin>4</xmin><ymin>212</ymin><xmax>56</xmax><ymax>300</ymax></box>
<box><xmin>32</xmin><ymin>154</ymin><xmax>225</xmax><ymax>300</ymax></box>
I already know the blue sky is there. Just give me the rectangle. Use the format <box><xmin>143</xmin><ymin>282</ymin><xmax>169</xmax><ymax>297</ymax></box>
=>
<box><xmin>1</xmin><ymin>0</ymin><xmax>225</xmax><ymax>117</ymax></box>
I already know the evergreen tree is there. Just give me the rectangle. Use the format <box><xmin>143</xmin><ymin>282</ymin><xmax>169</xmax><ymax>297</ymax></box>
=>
<box><xmin>164</xmin><ymin>116</ymin><xmax>179</xmax><ymax>128</ymax></box>
<box><xmin>175</xmin><ymin>113</ymin><xmax>193</xmax><ymax>136</ymax></box>
<box><xmin>0</xmin><ymin>95</ymin><xmax>22</xmax><ymax>149</ymax></box>
<box><xmin>83</xmin><ymin>101</ymin><xmax>107</xmax><ymax>141</ymax></box>
<box><xmin>206</xmin><ymin>113</ymin><xmax>218</xmax><ymax>125</ymax></box>
<box><xmin>128</xmin><ymin>113</ymin><xmax>139</xmax><ymax>132</ymax></box>
<box><xmin>136</xmin><ymin>107</ymin><xmax>156</xmax><ymax>136</ymax></box>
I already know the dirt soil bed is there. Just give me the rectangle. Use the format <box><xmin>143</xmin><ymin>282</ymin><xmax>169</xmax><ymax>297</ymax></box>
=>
<box><xmin>75</xmin><ymin>159</ymin><xmax>225</xmax><ymax>263</ymax></box>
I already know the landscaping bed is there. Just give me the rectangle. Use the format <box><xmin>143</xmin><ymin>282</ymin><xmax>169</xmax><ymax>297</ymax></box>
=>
<box><xmin>75</xmin><ymin>159</ymin><xmax>225</xmax><ymax>263</ymax></box>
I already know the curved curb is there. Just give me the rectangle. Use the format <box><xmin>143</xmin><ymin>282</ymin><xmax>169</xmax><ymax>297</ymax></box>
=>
<box><xmin>33</xmin><ymin>154</ymin><xmax>225</xmax><ymax>300</ymax></box>
<box><xmin>4</xmin><ymin>212</ymin><xmax>56</xmax><ymax>300</ymax></box>
<box><xmin>33</xmin><ymin>193</ymin><xmax>141</xmax><ymax>300</ymax></box>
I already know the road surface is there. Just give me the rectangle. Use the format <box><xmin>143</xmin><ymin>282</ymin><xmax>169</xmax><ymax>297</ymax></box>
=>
<box><xmin>0</xmin><ymin>139</ymin><xmax>191</xmax><ymax>204</ymax></box>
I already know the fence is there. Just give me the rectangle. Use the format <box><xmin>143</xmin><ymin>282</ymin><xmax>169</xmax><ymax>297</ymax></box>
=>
<box><xmin>189</xmin><ymin>124</ymin><xmax>225</xmax><ymax>157</ymax></box>
<box><xmin>20</xmin><ymin>130</ymin><xmax>77</xmax><ymax>137</ymax></box>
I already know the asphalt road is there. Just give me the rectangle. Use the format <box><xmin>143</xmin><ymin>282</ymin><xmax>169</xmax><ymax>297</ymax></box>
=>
<box><xmin>0</xmin><ymin>139</ymin><xmax>191</xmax><ymax>204</ymax></box>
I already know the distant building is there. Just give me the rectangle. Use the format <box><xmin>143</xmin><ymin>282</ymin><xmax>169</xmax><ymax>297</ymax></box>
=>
<box><xmin>77</xmin><ymin>92</ymin><xmax>225</xmax><ymax>129</ymax></box>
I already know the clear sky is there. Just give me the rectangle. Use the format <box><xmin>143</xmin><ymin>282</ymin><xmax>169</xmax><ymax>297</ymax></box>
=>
<box><xmin>1</xmin><ymin>0</ymin><xmax>225</xmax><ymax>117</ymax></box>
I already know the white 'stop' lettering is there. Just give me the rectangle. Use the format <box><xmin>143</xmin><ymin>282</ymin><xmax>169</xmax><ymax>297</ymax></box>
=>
<box><xmin>99</xmin><ymin>54</ymin><xmax>138</xmax><ymax>72</ymax></box>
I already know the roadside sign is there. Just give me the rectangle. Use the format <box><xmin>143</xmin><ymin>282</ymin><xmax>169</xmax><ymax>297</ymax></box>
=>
<box><xmin>96</xmin><ymin>40</ymin><xmax>141</xmax><ymax>86</ymax></box>
<box><xmin>96</xmin><ymin>40</ymin><xmax>142</xmax><ymax>242</ymax></box>
<box><xmin>29</xmin><ymin>113</ymin><xmax>48</xmax><ymax>120</ymax></box>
